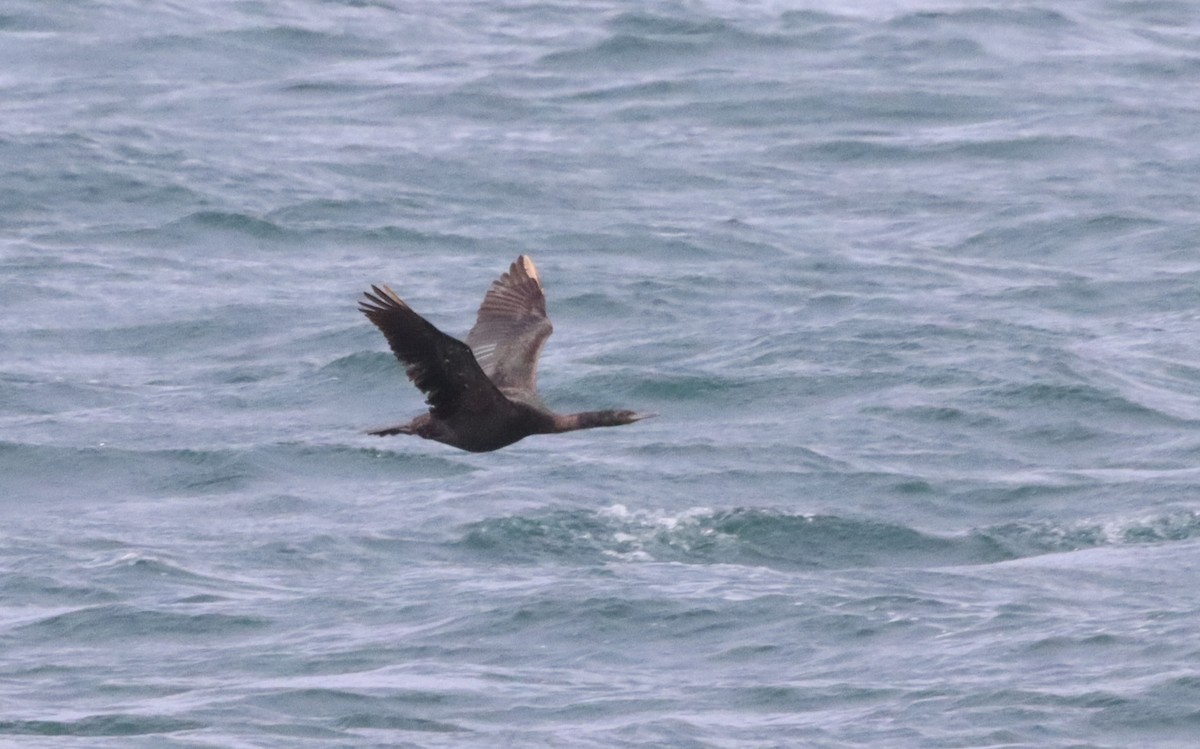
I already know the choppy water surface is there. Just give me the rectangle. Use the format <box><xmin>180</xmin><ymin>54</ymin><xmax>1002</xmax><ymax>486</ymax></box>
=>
<box><xmin>3</xmin><ymin>1</ymin><xmax>1200</xmax><ymax>746</ymax></box>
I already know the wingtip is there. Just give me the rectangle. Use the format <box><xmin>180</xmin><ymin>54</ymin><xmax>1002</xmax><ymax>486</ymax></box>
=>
<box><xmin>362</xmin><ymin>283</ymin><xmax>405</xmax><ymax>308</ymax></box>
<box><xmin>378</xmin><ymin>284</ymin><xmax>401</xmax><ymax>304</ymax></box>
<box><xmin>515</xmin><ymin>255</ymin><xmax>540</xmax><ymax>285</ymax></box>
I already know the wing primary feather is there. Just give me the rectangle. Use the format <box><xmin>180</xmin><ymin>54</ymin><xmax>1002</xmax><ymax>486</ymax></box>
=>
<box><xmin>360</xmin><ymin>282</ymin><xmax>508</xmax><ymax>420</ymax></box>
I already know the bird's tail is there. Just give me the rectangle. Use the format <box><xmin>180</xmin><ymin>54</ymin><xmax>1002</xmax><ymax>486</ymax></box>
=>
<box><xmin>365</xmin><ymin>423</ymin><xmax>414</xmax><ymax>437</ymax></box>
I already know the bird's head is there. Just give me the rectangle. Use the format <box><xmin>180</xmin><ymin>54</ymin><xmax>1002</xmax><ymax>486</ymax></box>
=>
<box><xmin>594</xmin><ymin>409</ymin><xmax>657</xmax><ymax>427</ymax></box>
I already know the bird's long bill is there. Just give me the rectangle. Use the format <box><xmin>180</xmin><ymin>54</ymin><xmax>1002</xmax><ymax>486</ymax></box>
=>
<box><xmin>628</xmin><ymin>412</ymin><xmax>658</xmax><ymax>422</ymax></box>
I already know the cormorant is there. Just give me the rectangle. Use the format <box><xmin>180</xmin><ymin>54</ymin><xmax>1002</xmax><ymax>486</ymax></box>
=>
<box><xmin>359</xmin><ymin>256</ymin><xmax>654</xmax><ymax>452</ymax></box>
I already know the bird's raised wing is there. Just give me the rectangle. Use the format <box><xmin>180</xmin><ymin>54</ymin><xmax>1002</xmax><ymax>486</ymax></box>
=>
<box><xmin>359</xmin><ymin>284</ymin><xmax>508</xmax><ymax>419</ymax></box>
<box><xmin>466</xmin><ymin>255</ymin><xmax>553</xmax><ymax>399</ymax></box>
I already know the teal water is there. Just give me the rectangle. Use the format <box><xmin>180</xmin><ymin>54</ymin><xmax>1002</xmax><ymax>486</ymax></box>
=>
<box><xmin>3</xmin><ymin>1</ymin><xmax>1200</xmax><ymax>746</ymax></box>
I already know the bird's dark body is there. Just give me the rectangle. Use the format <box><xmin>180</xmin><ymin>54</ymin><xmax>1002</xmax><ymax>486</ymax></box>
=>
<box><xmin>390</xmin><ymin>402</ymin><xmax>553</xmax><ymax>453</ymax></box>
<box><xmin>359</xmin><ymin>256</ymin><xmax>651</xmax><ymax>452</ymax></box>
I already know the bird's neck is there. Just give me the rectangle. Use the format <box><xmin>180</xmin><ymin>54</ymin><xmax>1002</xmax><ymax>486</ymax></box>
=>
<box><xmin>549</xmin><ymin>411</ymin><xmax>621</xmax><ymax>433</ymax></box>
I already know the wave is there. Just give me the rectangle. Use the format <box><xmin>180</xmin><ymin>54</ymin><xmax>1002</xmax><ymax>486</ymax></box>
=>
<box><xmin>887</xmin><ymin>7</ymin><xmax>1075</xmax><ymax>31</ymax></box>
<box><xmin>456</xmin><ymin>505</ymin><xmax>1200</xmax><ymax>570</ymax></box>
<box><xmin>13</xmin><ymin>603</ymin><xmax>268</xmax><ymax>642</ymax></box>
<box><xmin>0</xmin><ymin>714</ymin><xmax>202</xmax><ymax>737</ymax></box>
<box><xmin>539</xmin><ymin>12</ymin><xmax>798</xmax><ymax>71</ymax></box>
<box><xmin>163</xmin><ymin>210</ymin><xmax>291</xmax><ymax>240</ymax></box>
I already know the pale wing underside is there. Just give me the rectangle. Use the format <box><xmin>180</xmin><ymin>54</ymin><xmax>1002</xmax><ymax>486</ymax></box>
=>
<box><xmin>466</xmin><ymin>255</ymin><xmax>553</xmax><ymax>400</ymax></box>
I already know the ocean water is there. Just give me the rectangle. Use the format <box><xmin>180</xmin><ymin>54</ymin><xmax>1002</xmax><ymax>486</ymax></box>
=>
<box><xmin>3</xmin><ymin>0</ymin><xmax>1200</xmax><ymax>746</ymax></box>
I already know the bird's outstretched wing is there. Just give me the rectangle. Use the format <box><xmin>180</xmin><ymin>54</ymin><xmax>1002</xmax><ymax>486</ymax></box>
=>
<box><xmin>359</xmin><ymin>284</ymin><xmax>508</xmax><ymax>419</ymax></box>
<box><xmin>466</xmin><ymin>255</ymin><xmax>553</xmax><ymax>400</ymax></box>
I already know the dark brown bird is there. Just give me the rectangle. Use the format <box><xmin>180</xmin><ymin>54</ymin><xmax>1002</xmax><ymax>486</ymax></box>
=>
<box><xmin>359</xmin><ymin>256</ymin><xmax>654</xmax><ymax>452</ymax></box>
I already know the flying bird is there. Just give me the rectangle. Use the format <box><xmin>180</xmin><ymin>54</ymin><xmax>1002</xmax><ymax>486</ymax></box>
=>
<box><xmin>359</xmin><ymin>256</ymin><xmax>654</xmax><ymax>452</ymax></box>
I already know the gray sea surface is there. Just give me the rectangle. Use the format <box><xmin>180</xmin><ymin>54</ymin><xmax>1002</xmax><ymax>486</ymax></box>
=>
<box><xmin>3</xmin><ymin>1</ymin><xmax>1200</xmax><ymax>747</ymax></box>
